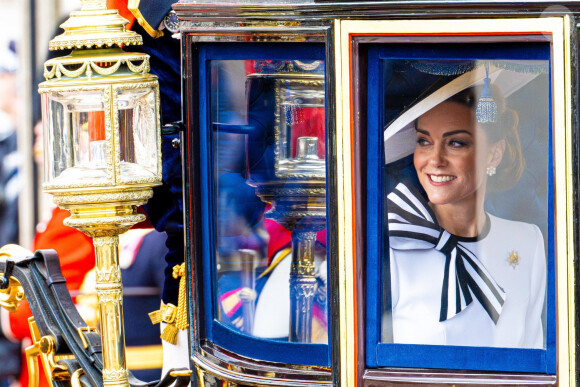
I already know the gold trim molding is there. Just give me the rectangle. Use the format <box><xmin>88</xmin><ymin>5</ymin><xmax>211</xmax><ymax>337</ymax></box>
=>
<box><xmin>44</xmin><ymin>52</ymin><xmax>150</xmax><ymax>81</ymax></box>
<box><xmin>336</xmin><ymin>16</ymin><xmax>574</xmax><ymax>386</ymax></box>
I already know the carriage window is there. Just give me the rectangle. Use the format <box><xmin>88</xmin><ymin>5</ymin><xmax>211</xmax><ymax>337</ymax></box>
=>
<box><xmin>197</xmin><ymin>43</ymin><xmax>329</xmax><ymax>366</ymax></box>
<box><xmin>382</xmin><ymin>59</ymin><xmax>549</xmax><ymax>349</ymax></box>
<box><xmin>364</xmin><ymin>41</ymin><xmax>556</xmax><ymax>373</ymax></box>
<box><xmin>211</xmin><ymin>59</ymin><xmax>327</xmax><ymax>343</ymax></box>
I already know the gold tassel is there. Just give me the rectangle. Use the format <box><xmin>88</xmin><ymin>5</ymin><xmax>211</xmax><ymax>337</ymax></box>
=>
<box><xmin>149</xmin><ymin>264</ymin><xmax>188</xmax><ymax>345</ymax></box>
<box><xmin>173</xmin><ymin>263</ymin><xmax>189</xmax><ymax>331</ymax></box>
<box><xmin>160</xmin><ymin>323</ymin><xmax>178</xmax><ymax>345</ymax></box>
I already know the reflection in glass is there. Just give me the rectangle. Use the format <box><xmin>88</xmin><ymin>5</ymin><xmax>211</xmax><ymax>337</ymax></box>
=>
<box><xmin>211</xmin><ymin>60</ymin><xmax>328</xmax><ymax>344</ymax></box>
<box><xmin>382</xmin><ymin>59</ymin><xmax>548</xmax><ymax>349</ymax></box>
<box><xmin>273</xmin><ymin>75</ymin><xmax>326</xmax><ymax>177</ymax></box>
<box><xmin>43</xmin><ymin>90</ymin><xmax>109</xmax><ymax>184</ymax></box>
<box><xmin>117</xmin><ymin>87</ymin><xmax>158</xmax><ymax>181</ymax></box>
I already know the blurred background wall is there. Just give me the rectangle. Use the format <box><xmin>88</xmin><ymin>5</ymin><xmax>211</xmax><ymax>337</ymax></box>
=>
<box><xmin>0</xmin><ymin>0</ymin><xmax>77</xmax><ymax>248</ymax></box>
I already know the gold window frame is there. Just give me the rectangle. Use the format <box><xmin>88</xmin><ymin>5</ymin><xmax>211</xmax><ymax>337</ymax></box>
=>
<box><xmin>335</xmin><ymin>17</ymin><xmax>574</xmax><ymax>386</ymax></box>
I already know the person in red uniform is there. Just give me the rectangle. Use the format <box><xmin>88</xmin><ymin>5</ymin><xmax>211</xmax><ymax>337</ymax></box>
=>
<box><xmin>1</xmin><ymin>207</ymin><xmax>95</xmax><ymax>387</ymax></box>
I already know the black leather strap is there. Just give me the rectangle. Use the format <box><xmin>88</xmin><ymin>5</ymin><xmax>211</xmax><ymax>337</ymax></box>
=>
<box><xmin>1</xmin><ymin>253</ymin><xmax>103</xmax><ymax>386</ymax></box>
<box><xmin>35</xmin><ymin>250</ymin><xmax>104</xmax><ymax>368</ymax></box>
<box><xmin>0</xmin><ymin>260</ymin><xmax>14</xmax><ymax>289</ymax></box>
<box><xmin>1</xmin><ymin>252</ymin><xmax>192</xmax><ymax>387</ymax></box>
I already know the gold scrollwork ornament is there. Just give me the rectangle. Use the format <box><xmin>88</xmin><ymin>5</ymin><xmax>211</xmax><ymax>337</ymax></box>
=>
<box><xmin>0</xmin><ymin>275</ymin><xmax>24</xmax><ymax>312</ymax></box>
<box><xmin>0</xmin><ymin>244</ymin><xmax>30</xmax><ymax>311</ymax></box>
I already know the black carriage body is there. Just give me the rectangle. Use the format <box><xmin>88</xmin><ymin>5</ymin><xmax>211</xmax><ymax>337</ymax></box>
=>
<box><xmin>174</xmin><ymin>1</ymin><xmax>580</xmax><ymax>386</ymax></box>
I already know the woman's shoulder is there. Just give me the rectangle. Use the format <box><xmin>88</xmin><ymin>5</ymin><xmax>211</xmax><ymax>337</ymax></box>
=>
<box><xmin>487</xmin><ymin>213</ymin><xmax>543</xmax><ymax>239</ymax></box>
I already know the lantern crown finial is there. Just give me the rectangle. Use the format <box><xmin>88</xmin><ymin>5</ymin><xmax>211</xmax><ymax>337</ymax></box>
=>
<box><xmin>48</xmin><ymin>0</ymin><xmax>143</xmax><ymax>51</ymax></box>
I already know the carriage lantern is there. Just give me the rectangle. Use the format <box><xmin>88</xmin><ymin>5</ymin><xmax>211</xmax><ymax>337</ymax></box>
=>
<box><xmin>38</xmin><ymin>1</ymin><xmax>161</xmax><ymax>386</ymax></box>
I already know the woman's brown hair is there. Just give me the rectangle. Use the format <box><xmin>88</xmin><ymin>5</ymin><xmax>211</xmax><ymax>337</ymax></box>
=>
<box><xmin>448</xmin><ymin>85</ymin><xmax>524</xmax><ymax>191</ymax></box>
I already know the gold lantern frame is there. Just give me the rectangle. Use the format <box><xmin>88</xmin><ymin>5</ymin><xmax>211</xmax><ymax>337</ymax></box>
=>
<box><xmin>36</xmin><ymin>1</ymin><xmax>163</xmax><ymax>386</ymax></box>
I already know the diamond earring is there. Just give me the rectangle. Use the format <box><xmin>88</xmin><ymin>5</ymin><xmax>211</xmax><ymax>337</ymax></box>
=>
<box><xmin>486</xmin><ymin>166</ymin><xmax>496</xmax><ymax>176</ymax></box>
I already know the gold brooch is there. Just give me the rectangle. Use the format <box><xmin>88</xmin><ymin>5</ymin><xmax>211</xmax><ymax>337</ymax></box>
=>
<box><xmin>508</xmin><ymin>249</ymin><xmax>519</xmax><ymax>268</ymax></box>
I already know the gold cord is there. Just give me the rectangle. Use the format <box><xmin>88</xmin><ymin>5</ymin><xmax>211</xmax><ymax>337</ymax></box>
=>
<box><xmin>174</xmin><ymin>263</ymin><xmax>188</xmax><ymax>331</ymax></box>
<box><xmin>149</xmin><ymin>263</ymin><xmax>188</xmax><ymax>345</ymax></box>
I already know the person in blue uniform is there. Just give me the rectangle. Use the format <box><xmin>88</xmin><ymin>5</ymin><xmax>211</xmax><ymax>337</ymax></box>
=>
<box><xmin>87</xmin><ymin>0</ymin><xmax>191</xmax><ymax>376</ymax></box>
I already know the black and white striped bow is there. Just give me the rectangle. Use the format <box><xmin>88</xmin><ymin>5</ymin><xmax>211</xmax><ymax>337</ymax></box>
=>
<box><xmin>387</xmin><ymin>180</ymin><xmax>505</xmax><ymax>324</ymax></box>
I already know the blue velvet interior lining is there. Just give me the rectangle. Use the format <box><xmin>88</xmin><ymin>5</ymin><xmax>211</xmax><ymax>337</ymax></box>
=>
<box><xmin>377</xmin><ymin>344</ymin><xmax>546</xmax><ymax>372</ymax></box>
<box><xmin>545</xmin><ymin>68</ymin><xmax>556</xmax><ymax>373</ymax></box>
<box><xmin>213</xmin><ymin>322</ymin><xmax>329</xmax><ymax>366</ymax></box>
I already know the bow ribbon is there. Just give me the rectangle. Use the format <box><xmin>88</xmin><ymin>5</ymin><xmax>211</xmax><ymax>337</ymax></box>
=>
<box><xmin>387</xmin><ymin>181</ymin><xmax>505</xmax><ymax>324</ymax></box>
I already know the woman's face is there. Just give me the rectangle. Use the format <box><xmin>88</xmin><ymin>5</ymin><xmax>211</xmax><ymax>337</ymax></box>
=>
<box><xmin>414</xmin><ymin>101</ymin><xmax>499</xmax><ymax>209</ymax></box>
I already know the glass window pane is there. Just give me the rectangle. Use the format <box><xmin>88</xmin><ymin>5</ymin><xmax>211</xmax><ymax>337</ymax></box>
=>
<box><xmin>381</xmin><ymin>59</ymin><xmax>549</xmax><ymax>349</ymax></box>
<box><xmin>211</xmin><ymin>59</ymin><xmax>328</xmax><ymax>344</ymax></box>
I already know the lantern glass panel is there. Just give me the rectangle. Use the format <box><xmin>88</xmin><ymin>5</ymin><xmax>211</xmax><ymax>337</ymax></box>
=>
<box><xmin>117</xmin><ymin>87</ymin><xmax>158</xmax><ymax>182</ymax></box>
<box><xmin>42</xmin><ymin>90</ymin><xmax>109</xmax><ymax>185</ymax></box>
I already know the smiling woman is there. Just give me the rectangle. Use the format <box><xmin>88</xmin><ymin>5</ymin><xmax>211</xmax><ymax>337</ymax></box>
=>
<box><xmin>383</xmin><ymin>63</ymin><xmax>547</xmax><ymax>349</ymax></box>
<box><xmin>413</xmin><ymin>86</ymin><xmax>520</xmax><ymax>237</ymax></box>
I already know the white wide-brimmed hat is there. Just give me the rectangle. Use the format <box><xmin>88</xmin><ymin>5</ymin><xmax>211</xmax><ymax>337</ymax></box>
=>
<box><xmin>383</xmin><ymin>63</ymin><xmax>543</xmax><ymax>164</ymax></box>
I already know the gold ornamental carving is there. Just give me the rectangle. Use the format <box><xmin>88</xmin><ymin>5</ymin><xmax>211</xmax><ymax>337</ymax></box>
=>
<box><xmin>43</xmin><ymin>55</ymin><xmax>150</xmax><ymax>81</ymax></box>
<box><xmin>102</xmin><ymin>368</ymin><xmax>129</xmax><ymax>381</ymax></box>
<box><xmin>0</xmin><ymin>245</ymin><xmax>30</xmax><ymax>312</ymax></box>
<box><xmin>0</xmin><ymin>275</ymin><xmax>24</xmax><ymax>312</ymax></box>
<box><xmin>25</xmin><ymin>319</ymin><xmax>75</xmax><ymax>386</ymax></box>
<box><xmin>97</xmin><ymin>290</ymin><xmax>123</xmax><ymax>305</ymax></box>
<box><xmin>52</xmin><ymin>190</ymin><xmax>152</xmax><ymax>205</ymax></box>
<box><xmin>93</xmin><ymin>236</ymin><xmax>119</xmax><ymax>247</ymax></box>
<box><xmin>64</xmin><ymin>215</ymin><xmax>145</xmax><ymax>229</ymax></box>
<box><xmin>50</xmin><ymin>36</ymin><xmax>143</xmax><ymax>52</ymax></box>
<box><xmin>96</xmin><ymin>267</ymin><xmax>122</xmax><ymax>283</ymax></box>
